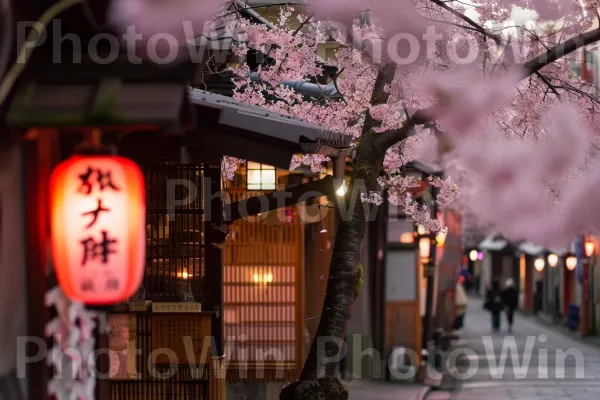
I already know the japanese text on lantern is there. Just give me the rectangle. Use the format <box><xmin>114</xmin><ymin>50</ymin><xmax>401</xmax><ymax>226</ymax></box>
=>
<box><xmin>77</xmin><ymin>165</ymin><xmax>121</xmax><ymax>294</ymax></box>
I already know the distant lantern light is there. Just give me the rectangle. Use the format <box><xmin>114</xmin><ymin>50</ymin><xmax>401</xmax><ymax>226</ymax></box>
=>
<box><xmin>547</xmin><ymin>253</ymin><xmax>559</xmax><ymax>268</ymax></box>
<box><xmin>566</xmin><ymin>256</ymin><xmax>577</xmax><ymax>271</ymax></box>
<box><xmin>417</xmin><ymin>225</ymin><xmax>426</xmax><ymax>235</ymax></box>
<box><xmin>419</xmin><ymin>237</ymin><xmax>431</xmax><ymax>261</ymax></box>
<box><xmin>469</xmin><ymin>250</ymin><xmax>478</xmax><ymax>262</ymax></box>
<box><xmin>246</xmin><ymin>161</ymin><xmax>276</xmax><ymax>191</ymax></box>
<box><xmin>50</xmin><ymin>153</ymin><xmax>146</xmax><ymax>305</ymax></box>
<box><xmin>534</xmin><ymin>257</ymin><xmax>545</xmax><ymax>272</ymax></box>
<box><xmin>477</xmin><ymin>251</ymin><xmax>483</xmax><ymax>260</ymax></box>
<box><xmin>436</xmin><ymin>230</ymin><xmax>447</xmax><ymax>247</ymax></box>
<box><xmin>585</xmin><ymin>240</ymin><xmax>595</xmax><ymax>258</ymax></box>
<box><xmin>400</xmin><ymin>232</ymin><xmax>415</xmax><ymax>243</ymax></box>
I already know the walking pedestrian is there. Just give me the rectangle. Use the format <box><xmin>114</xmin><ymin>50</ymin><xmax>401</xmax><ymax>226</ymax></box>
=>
<box><xmin>502</xmin><ymin>278</ymin><xmax>519</xmax><ymax>333</ymax></box>
<box><xmin>454</xmin><ymin>275</ymin><xmax>468</xmax><ymax>331</ymax></box>
<box><xmin>484</xmin><ymin>280</ymin><xmax>504</xmax><ymax>332</ymax></box>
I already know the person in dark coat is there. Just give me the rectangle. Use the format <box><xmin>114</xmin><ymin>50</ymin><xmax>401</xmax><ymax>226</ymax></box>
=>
<box><xmin>502</xmin><ymin>278</ymin><xmax>519</xmax><ymax>333</ymax></box>
<box><xmin>484</xmin><ymin>280</ymin><xmax>504</xmax><ymax>332</ymax></box>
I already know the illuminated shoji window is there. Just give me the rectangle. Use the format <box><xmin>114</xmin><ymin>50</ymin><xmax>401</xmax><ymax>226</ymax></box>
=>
<box><xmin>246</xmin><ymin>161</ymin><xmax>276</xmax><ymax>191</ymax></box>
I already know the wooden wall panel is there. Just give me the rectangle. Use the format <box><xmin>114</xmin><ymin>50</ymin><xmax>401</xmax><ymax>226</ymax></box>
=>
<box><xmin>384</xmin><ymin>302</ymin><xmax>419</xmax><ymax>355</ymax></box>
<box><xmin>222</xmin><ymin>189</ymin><xmax>304</xmax><ymax>381</ymax></box>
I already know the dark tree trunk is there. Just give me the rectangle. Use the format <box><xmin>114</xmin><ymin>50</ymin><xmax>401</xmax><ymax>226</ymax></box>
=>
<box><xmin>280</xmin><ymin>64</ymin><xmax>396</xmax><ymax>400</ymax></box>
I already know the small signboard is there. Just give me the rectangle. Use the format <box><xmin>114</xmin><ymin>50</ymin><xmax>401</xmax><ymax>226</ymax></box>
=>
<box><xmin>151</xmin><ymin>302</ymin><xmax>202</xmax><ymax>313</ymax></box>
<box><xmin>108</xmin><ymin>314</ymin><xmax>137</xmax><ymax>379</ymax></box>
<box><xmin>151</xmin><ymin>313</ymin><xmax>212</xmax><ymax>365</ymax></box>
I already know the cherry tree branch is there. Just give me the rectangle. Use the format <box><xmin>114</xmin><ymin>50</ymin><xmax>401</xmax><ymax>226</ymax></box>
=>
<box><xmin>535</xmin><ymin>72</ymin><xmax>561</xmax><ymax>99</ymax></box>
<box><xmin>524</xmin><ymin>26</ymin><xmax>600</xmax><ymax>76</ymax></box>
<box><xmin>375</xmin><ymin>25</ymin><xmax>600</xmax><ymax>154</ymax></box>
<box><xmin>428</xmin><ymin>0</ymin><xmax>502</xmax><ymax>44</ymax></box>
<box><xmin>373</xmin><ymin>106</ymin><xmax>435</xmax><ymax>154</ymax></box>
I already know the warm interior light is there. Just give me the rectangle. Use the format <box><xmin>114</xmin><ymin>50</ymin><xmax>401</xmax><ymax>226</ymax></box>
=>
<box><xmin>400</xmin><ymin>232</ymin><xmax>415</xmax><ymax>243</ymax></box>
<box><xmin>419</xmin><ymin>237</ymin><xmax>431</xmax><ymax>260</ymax></box>
<box><xmin>469</xmin><ymin>250</ymin><xmax>478</xmax><ymax>262</ymax></box>
<box><xmin>566</xmin><ymin>256</ymin><xmax>577</xmax><ymax>271</ymax></box>
<box><xmin>253</xmin><ymin>272</ymin><xmax>273</xmax><ymax>285</ymax></box>
<box><xmin>417</xmin><ymin>225</ymin><xmax>426</xmax><ymax>235</ymax></box>
<box><xmin>336</xmin><ymin>181</ymin><xmax>347</xmax><ymax>196</ymax></box>
<box><xmin>177</xmin><ymin>270</ymin><xmax>190</xmax><ymax>279</ymax></box>
<box><xmin>547</xmin><ymin>253</ymin><xmax>558</xmax><ymax>268</ymax></box>
<box><xmin>436</xmin><ymin>231</ymin><xmax>446</xmax><ymax>247</ymax></box>
<box><xmin>534</xmin><ymin>257</ymin><xmax>545</xmax><ymax>272</ymax></box>
<box><xmin>246</xmin><ymin>162</ymin><xmax>276</xmax><ymax>191</ymax></box>
<box><xmin>585</xmin><ymin>240</ymin><xmax>595</xmax><ymax>257</ymax></box>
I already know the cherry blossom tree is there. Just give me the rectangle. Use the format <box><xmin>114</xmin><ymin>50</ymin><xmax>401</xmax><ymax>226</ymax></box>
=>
<box><xmin>107</xmin><ymin>0</ymin><xmax>600</xmax><ymax>398</ymax></box>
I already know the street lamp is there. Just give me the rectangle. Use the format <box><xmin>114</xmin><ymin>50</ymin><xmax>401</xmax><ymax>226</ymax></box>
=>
<box><xmin>336</xmin><ymin>181</ymin><xmax>347</xmax><ymax>196</ymax></box>
<box><xmin>566</xmin><ymin>255</ymin><xmax>577</xmax><ymax>271</ymax></box>
<box><xmin>534</xmin><ymin>257</ymin><xmax>545</xmax><ymax>272</ymax></box>
<box><xmin>469</xmin><ymin>249</ymin><xmax>478</xmax><ymax>262</ymax></box>
<box><xmin>548</xmin><ymin>253</ymin><xmax>559</xmax><ymax>268</ymax></box>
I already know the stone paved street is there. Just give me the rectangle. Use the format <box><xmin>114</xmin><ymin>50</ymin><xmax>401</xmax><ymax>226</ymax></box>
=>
<box><xmin>345</xmin><ymin>379</ymin><xmax>429</xmax><ymax>400</ymax></box>
<box><xmin>445</xmin><ymin>296</ymin><xmax>600</xmax><ymax>399</ymax></box>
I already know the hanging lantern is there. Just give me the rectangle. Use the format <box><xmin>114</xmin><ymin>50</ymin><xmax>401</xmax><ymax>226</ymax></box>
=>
<box><xmin>50</xmin><ymin>152</ymin><xmax>146</xmax><ymax>305</ymax></box>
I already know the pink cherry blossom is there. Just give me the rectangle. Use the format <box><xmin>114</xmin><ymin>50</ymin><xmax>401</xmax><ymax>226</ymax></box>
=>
<box><xmin>419</xmin><ymin>68</ymin><xmax>525</xmax><ymax>136</ymax></box>
<box><xmin>290</xmin><ymin>154</ymin><xmax>330</xmax><ymax>173</ymax></box>
<box><xmin>215</xmin><ymin>1</ymin><xmax>600</xmax><ymax>238</ymax></box>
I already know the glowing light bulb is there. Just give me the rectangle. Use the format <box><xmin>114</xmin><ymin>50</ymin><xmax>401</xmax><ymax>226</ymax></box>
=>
<box><xmin>469</xmin><ymin>250</ymin><xmax>478</xmax><ymax>262</ymax></box>
<box><xmin>566</xmin><ymin>256</ymin><xmax>577</xmax><ymax>271</ymax></box>
<box><xmin>336</xmin><ymin>181</ymin><xmax>347</xmax><ymax>196</ymax></box>
<box><xmin>534</xmin><ymin>257</ymin><xmax>545</xmax><ymax>272</ymax></box>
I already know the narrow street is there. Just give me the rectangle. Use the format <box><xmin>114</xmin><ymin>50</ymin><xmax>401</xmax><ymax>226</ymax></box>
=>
<box><xmin>444</xmin><ymin>296</ymin><xmax>600</xmax><ymax>399</ymax></box>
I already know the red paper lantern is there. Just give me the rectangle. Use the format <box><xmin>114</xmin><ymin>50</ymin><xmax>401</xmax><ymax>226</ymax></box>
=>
<box><xmin>50</xmin><ymin>153</ymin><xmax>145</xmax><ymax>305</ymax></box>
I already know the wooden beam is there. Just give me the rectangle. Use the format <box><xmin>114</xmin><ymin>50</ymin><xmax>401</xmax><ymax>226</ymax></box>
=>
<box><xmin>22</xmin><ymin>130</ymin><xmax>57</xmax><ymax>400</ymax></box>
<box><xmin>224</xmin><ymin>175</ymin><xmax>335</xmax><ymax>223</ymax></box>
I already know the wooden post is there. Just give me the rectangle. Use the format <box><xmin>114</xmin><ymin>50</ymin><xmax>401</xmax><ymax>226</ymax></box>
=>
<box><xmin>204</xmin><ymin>165</ymin><xmax>224</xmax><ymax>355</ymax></box>
<box><xmin>22</xmin><ymin>130</ymin><xmax>58</xmax><ymax>400</ymax></box>
<box><xmin>582</xmin><ymin>258</ymin><xmax>590</xmax><ymax>336</ymax></box>
<box><xmin>208</xmin><ymin>356</ymin><xmax>226</xmax><ymax>400</ymax></box>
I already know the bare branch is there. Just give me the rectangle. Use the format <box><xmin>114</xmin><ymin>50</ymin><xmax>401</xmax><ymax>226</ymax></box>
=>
<box><xmin>428</xmin><ymin>0</ymin><xmax>502</xmax><ymax>45</ymax></box>
<box><xmin>535</xmin><ymin>72</ymin><xmax>561</xmax><ymax>99</ymax></box>
<box><xmin>524</xmin><ymin>27</ymin><xmax>600</xmax><ymax>76</ymax></box>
